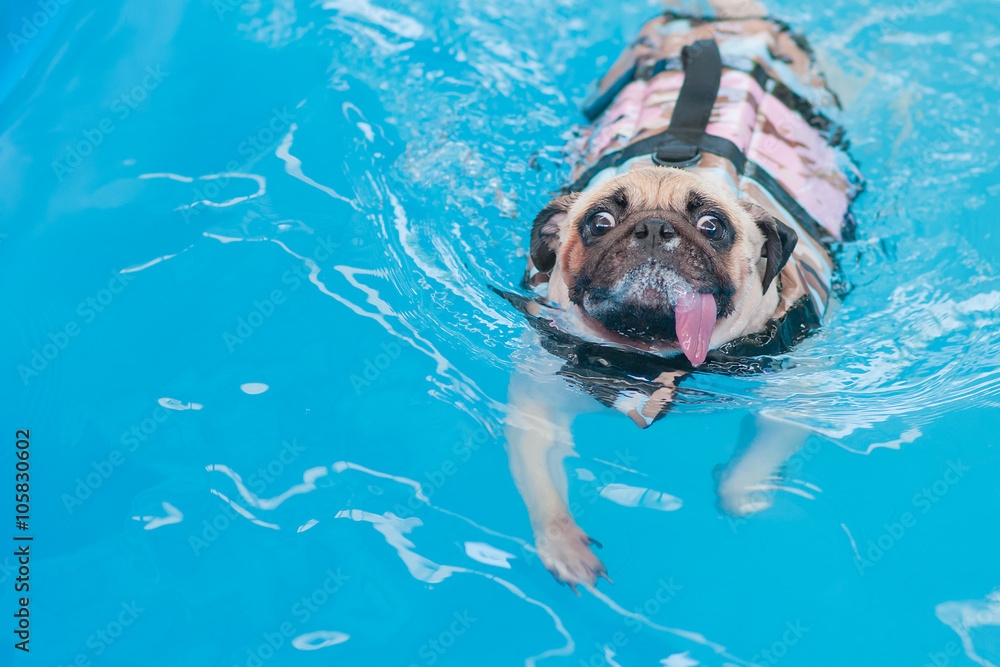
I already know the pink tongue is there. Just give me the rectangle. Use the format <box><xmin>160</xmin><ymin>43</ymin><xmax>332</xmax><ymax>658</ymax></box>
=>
<box><xmin>674</xmin><ymin>292</ymin><xmax>717</xmax><ymax>367</ymax></box>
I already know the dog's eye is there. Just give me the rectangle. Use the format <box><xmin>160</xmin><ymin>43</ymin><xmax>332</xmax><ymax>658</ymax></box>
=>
<box><xmin>589</xmin><ymin>212</ymin><xmax>616</xmax><ymax>236</ymax></box>
<box><xmin>696</xmin><ymin>214</ymin><xmax>723</xmax><ymax>239</ymax></box>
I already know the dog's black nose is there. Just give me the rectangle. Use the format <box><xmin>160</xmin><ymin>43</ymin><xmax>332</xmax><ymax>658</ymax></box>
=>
<box><xmin>634</xmin><ymin>218</ymin><xmax>675</xmax><ymax>246</ymax></box>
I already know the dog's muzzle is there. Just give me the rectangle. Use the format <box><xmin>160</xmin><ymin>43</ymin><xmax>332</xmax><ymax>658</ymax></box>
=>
<box><xmin>581</xmin><ymin>261</ymin><xmax>718</xmax><ymax>366</ymax></box>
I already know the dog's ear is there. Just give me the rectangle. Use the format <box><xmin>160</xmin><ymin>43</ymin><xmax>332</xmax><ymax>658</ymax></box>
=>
<box><xmin>740</xmin><ymin>201</ymin><xmax>797</xmax><ymax>294</ymax></box>
<box><xmin>530</xmin><ymin>193</ymin><xmax>578</xmax><ymax>273</ymax></box>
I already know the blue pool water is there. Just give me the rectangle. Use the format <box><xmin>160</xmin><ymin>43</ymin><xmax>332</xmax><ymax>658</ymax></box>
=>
<box><xmin>3</xmin><ymin>0</ymin><xmax>1000</xmax><ymax>665</ymax></box>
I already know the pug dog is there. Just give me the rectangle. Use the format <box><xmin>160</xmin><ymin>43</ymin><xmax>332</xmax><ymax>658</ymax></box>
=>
<box><xmin>503</xmin><ymin>0</ymin><xmax>861</xmax><ymax>590</ymax></box>
<box><xmin>506</xmin><ymin>167</ymin><xmax>798</xmax><ymax>587</ymax></box>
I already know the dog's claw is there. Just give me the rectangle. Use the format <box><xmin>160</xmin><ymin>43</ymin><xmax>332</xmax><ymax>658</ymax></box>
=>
<box><xmin>587</xmin><ymin>535</ymin><xmax>603</xmax><ymax>549</ymax></box>
<box><xmin>536</xmin><ymin>519</ymin><xmax>609</xmax><ymax>591</ymax></box>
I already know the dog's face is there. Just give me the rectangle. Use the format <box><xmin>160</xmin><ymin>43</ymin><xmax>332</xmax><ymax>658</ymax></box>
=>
<box><xmin>530</xmin><ymin>167</ymin><xmax>797</xmax><ymax>365</ymax></box>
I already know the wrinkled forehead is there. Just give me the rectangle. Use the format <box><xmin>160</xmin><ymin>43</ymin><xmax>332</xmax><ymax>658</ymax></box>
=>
<box><xmin>570</xmin><ymin>168</ymin><xmax>737</xmax><ymax>218</ymax></box>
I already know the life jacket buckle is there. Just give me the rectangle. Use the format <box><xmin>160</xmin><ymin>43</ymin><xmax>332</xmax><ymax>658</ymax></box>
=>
<box><xmin>652</xmin><ymin>145</ymin><xmax>702</xmax><ymax>168</ymax></box>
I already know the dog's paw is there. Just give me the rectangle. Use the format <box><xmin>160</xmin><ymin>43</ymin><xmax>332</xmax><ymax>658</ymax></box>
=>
<box><xmin>713</xmin><ymin>464</ymin><xmax>774</xmax><ymax>517</ymax></box>
<box><xmin>718</xmin><ymin>485</ymin><xmax>773</xmax><ymax>517</ymax></box>
<box><xmin>535</xmin><ymin>518</ymin><xmax>611</xmax><ymax>592</ymax></box>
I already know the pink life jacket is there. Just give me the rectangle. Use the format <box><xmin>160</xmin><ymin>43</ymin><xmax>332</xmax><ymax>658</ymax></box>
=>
<box><xmin>510</xmin><ymin>12</ymin><xmax>864</xmax><ymax>426</ymax></box>
<box><xmin>554</xmin><ymin>11</ymin><xmax>864</xmax><ymax>333</ymax></box>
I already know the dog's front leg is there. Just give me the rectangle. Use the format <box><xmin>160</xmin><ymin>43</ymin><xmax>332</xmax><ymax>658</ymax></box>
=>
<box><xmin>716</xmin><ymin>412</ymin><xmax>809</xmax><ymax>516</ymax></box>
<box><xmin>505</xmin><ymin>363</ymin><xmax>608</xmax><ymax>591</ymax></box>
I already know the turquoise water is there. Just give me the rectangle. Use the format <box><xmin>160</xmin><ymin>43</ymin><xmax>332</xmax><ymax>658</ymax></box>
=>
<box><xmin>3</xmin><ymin>0</ymin><xmax>1000</xmax><ymax>665</ymax></box>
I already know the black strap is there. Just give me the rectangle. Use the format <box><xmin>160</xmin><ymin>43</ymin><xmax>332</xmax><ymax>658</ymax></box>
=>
<box><xmin>570</xmin><ymin>40</ymin><xmax>723</xmax><ymax>191</ymax></box>
<box><xmin>566</xmin><ymin>139</ymin><xmax>833</xmax><ymax>253</ymax></box>
<box><xmin>583</xmin><ymin>63</ymin><xmax>638</xmax><ymax>122</ymax></box>
<box><xmin>567</xmin><ymin>33</ymin><xmax>858</xmax><ymax>248</ymax></box>
<box><xmin>566</xmin><ymin>130</ymin><xmax>744</xmax><ymax>193</ymax></box>
<box><xmin>653</xmin><ymin>39</ymin><xmax>723</xmax><ymax>166</ymax></box>
<box><xmin>743</xmin><ymin>162</ymin><xmax>833</xmax><ymax>244</ymax></box>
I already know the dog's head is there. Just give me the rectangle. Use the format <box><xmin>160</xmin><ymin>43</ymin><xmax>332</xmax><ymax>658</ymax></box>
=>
<box><xmin>531</xmin><ymin>167</ymin><xmax>797</xmax><ymax>365</ymax></box>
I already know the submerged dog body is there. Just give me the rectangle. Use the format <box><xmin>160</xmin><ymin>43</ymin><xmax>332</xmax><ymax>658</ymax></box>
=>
<box><xmin>505</xmin><ymin>6</ymin><xmax>862</xmax><ymax>589</ymax></box>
